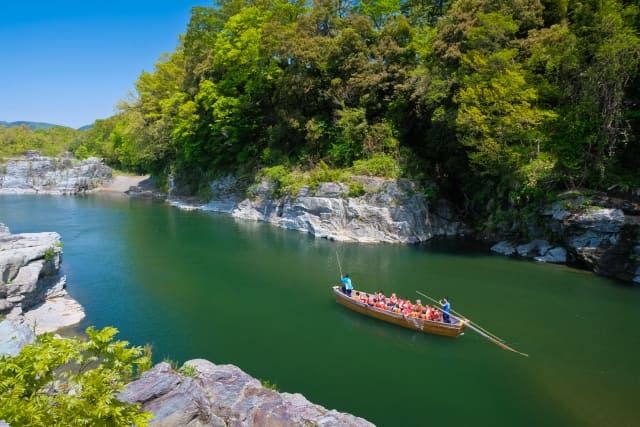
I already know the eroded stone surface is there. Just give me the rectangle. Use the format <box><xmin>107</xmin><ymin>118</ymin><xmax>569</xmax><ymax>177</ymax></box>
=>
<box><xmin>167</xmin><ymin>176</ymin><xmax>467</xmax><ymax>244</ymax></box>
<box><xmin>120</xmin><ymin>360</ymin><xmax>374</xmax><ymax>427</ymax></box>
<box><xmin>0</xmin><ymin>155</ymin><xmax>112</xmax><ymax>195</ymax></box>
<box><xmin>0</xmin><ymin>224</ymin><xmax>84</xmax><ymax>337</ymax></box>
<box><xmin>492</xmin><ymin>195</ymin><xmax>640</xmax><ymax>281</ymax></box>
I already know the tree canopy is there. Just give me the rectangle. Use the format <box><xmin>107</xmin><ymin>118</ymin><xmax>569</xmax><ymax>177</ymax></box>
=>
<box><xmin>78</xmin><ymin>0</ymin><xmax>640</xmax><ymax>223</ymax></box>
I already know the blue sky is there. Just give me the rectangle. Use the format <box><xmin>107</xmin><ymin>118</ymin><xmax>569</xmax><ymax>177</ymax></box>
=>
<box><xmin>0</xmin><ymin>1</ymin><xmax>211</xmax><ymax>128</ymax></box>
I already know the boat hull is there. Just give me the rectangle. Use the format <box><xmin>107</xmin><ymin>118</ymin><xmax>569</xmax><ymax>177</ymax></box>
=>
<box><xmin>333</xmin><ymin>286</ymin><xmax>464</xmax><ymax>337</ymax></box>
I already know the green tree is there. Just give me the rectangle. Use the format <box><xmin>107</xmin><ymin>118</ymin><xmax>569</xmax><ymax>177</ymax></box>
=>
<box><xmin>0</xmin><ymin>327</ymin><xmax>152</xmax><ymax>426</ymax></box>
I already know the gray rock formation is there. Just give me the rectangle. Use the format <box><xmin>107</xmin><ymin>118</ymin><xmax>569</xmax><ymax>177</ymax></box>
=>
<box><xmin>491</xmin><ymin>194</ymin><xmax>640</xmax><ymax>281</ymax></box>
<box><xmin>168</xmin><ymin>176</ymin><xmax>467</xmax><ymax>244</ymax></box>
<box><xmin>491</xmin><ymin>239</ymin><xmax>566</xmax><ymax>263</ymax></box>
<box><xmin>0</xmin><ymin>319</ymin><xmax>35</xmax><ymax>357</ymax></box>
<box><xmin>120</xmin><ymin>360</ymin><xmax>374</xmax><ymax>427</ymax></box>
<box><xmin>490</xmin><ymin>241</ymin><xmax>516</xmax><ymax>256</ymax></box>
<box><xmin>0</xmin><ymin>224</ymin><xmax>85</xmax><ymax>336</ymax></box>
<box><xmin>0</xmin><ymin>154</ymin><xmax>112</xmax><ymax>194</ymax></box>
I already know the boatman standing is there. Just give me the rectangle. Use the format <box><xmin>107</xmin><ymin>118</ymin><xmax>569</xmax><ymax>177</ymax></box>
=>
<box><xmin>441</xmin><ymin>297</ymin><xmax>451</xmax><ymax>323</ymax></box>
<box><xmin>341</xmin><ymin>274</ymin><xmax>353</xmax><ymax>296</ymax></box>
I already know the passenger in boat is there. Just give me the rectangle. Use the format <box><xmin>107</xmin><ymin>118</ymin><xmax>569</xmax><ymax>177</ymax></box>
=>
<box><xmin>441</xmin><ymin>297</ymin><xmax>451</xmax><ymax>323</ymax></box>
<box><xmin>389</xmin><ymin>293</ymin><xmax>397</xmax><ymax>308</ymax></box>
<box><xmin>341</xmin><ymin>274</ymin><xmax>353</xmax><ymax>296</ymax></box>
<box><xmin>404</xmin><ymin>300</ymin><xmax>413</xmax><ymax>311</ymax></box>
<box><xmin>359</xmin><ymin>292</ymin><xmax>368</xmax><ymax>303</ymax></box>
<box><xmin>415</xmin><ymin>299</ymin><xmax>423</xmax><ymax>314</ymax></box>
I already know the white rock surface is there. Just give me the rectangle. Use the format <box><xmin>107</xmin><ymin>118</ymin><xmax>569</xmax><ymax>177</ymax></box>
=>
<box><xmin>0</xmin><ymin>319</ymin><xmax>35</xmax><ymax>357</ymax></box>
<box><xmin>0</xmin><ymin>224</ymin><xmax>85</xmax><ymax>338</ymax></box>
<box><xmin>0</xmin><ymin>155</ymin><xmax>112</xmax><ymax>194</ymax></box>
<box><xmin>170</xmin><ymin>177</ymin><xmax>467</xmax><ymax>244</ymax></box>
<box><xmin>22</xmin><ymin>294</ymin><xmax>85</xmax><ymax>334</ymax></box>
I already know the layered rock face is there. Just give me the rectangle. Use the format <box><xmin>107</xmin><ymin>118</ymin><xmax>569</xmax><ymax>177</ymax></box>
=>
<box><xmin>0</xmin><ymin>224</ymin><xmax>84</xmax><ymax>356</ymax></box>
<box><xmin>0</xmin><ymin>154</ymin><xmax>112</xmax><ymax>194</ymax></box>
<box><xmin>120</xmin><ymin>360</ymin><xmax>374</xmax><ymax>427</ymax></box>
<box><xmin>165</xmin><ymin>176</ymin><xmax>467</xmax><ymax>244</ymax></box>
<box><xmin>491</xmin><ymin>194</ymin><xmax>640</xmax><ymax>283</ymax></box>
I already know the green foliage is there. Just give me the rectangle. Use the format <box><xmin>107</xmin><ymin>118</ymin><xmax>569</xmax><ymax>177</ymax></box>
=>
<box><xmin>43</xmin><ymin>246</ymin><xmax>56</xmax><ymax>262</ymax></box>
<box><xmin>352</xmin><ymin>153</ymin><xmax>400</xmax><ymax>177</ymax></box>
<box><xmin>180</xmin><ymin>363</ymin><xmax>198</xmax><ymax>378</ymax></box>
<box><xmin>0</xmin><ymin>327</ymin><xmax>153</xmax><ymax>426</ymax></box>
<box><xmin>260</xmin><ymin>379</ymin><xmax>279</xmax><ymax>391</ymax></box>
<box><xmin>54</xmin><ymin>0</ymin><xmax>640</xmax><ymax>228</ymax></box>
<box><xmin>0</xmin><ymin>125</ymin><xmax>81</xmax><ymax>158</ymax></box>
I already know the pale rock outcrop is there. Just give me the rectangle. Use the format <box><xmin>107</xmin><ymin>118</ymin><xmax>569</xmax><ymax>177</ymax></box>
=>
<box><xmin>0</xmin><ymin>224</ymin><xmax>85</xmax><ymax>342</ymax></box>
<box><xmin>168</xmin><ymin>176</ymin><xmax>467</xmax><ymax>244</ymax></box>
<box><xmin>120</xmin><ymin>360</ymin><xmax>374</xmax><ymax>427</ymax></box>
<box><xmin>0</xmin><ymin>319</ymin><xmax>35</xmax><ymax>357</ymax></box>
<box><xmin>0</xmin><ymin>154</ymin><xmax>112</xmax><ymax>194</ymax></box>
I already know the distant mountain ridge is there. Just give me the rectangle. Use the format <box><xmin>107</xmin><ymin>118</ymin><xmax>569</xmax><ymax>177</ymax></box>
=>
<box><xmin>0</xmin><ymin>121</ymin><xmax>91</xmax><ymax>131</ymax></box>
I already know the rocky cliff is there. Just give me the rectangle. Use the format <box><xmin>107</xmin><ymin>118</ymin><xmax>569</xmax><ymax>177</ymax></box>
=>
<box><xmin>490</xmin><ymin>193</ymin><xmax>640</xmax><ymax>283</ymax></box>
<box><xmin>0</xmin><ymin>223</ymin><xmax>85</xmax><ymax>356</ymax></box>
<box><xmin>0</xmin><ymin>153</ymin><xmax>112</xmax><ymax>194</ymax></box>
<box><xmin>160</xmin><ymin>176</ymin><xmax>467</xmax><ymax>244</ymax></box>
<box><xmin>120</xmin><ymin>360</ymin><xmax>373</xmax><ymax>427</ymax></box>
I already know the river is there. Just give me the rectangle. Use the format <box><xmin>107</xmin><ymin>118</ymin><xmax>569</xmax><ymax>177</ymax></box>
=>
<box><xmin>1</xmin><ymin>194</ymin><xmax>638</xmax><ymax>427</ymax></box>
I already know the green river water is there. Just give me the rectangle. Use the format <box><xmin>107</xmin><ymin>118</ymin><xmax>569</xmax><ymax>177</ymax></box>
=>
<box><xmin>1</xmin><ymin>194</ymin><xmax>639</xmax><ymax>426</ymax></box>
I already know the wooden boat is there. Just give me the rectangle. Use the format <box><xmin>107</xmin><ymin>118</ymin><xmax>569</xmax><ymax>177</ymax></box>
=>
<box><xmin>332</xmin><ymin>286</ymin><xmax>465</xmax><ymax>337</ymax></box>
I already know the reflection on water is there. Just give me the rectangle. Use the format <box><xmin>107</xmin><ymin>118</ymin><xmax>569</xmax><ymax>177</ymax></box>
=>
<box><xmin>1</xmin><ymin>194</ymin><xmax>639</xmax><ymax>427</ymax></box>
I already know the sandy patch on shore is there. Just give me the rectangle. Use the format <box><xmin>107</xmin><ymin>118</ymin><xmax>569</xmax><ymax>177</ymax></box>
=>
<box><xmin>99</xmin><ymin>175</ymin><xmax>148</xmax><ymax>193</ymax></box>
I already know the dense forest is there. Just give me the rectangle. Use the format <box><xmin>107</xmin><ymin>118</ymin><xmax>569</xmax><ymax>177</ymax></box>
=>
<box><xmin>0</xmin><ymin>125</ymin><xmax>82</xmax><ymax>158</ymax></box>
<box><xmin>67</xmin><ymin>1</ymin><xmax>640</xmax><ymax>225</ymax></box>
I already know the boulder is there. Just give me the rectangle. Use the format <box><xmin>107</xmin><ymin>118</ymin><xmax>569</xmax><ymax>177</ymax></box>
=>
<box><xmin>0</xmin><ymin>319</ymin><xmax>35</xmax><ymax>357</ymax></box>
<box><xmin>534</xmin><ymin>247</ymin><xmax>567</xmax><ymax>263</ymax></box>
<box><xmin>120</xmin><ymin>360</ymin><xmax>374</xmax><ymax>427</ymax></box>
<box><xmin>490</xmin><ymin>241</ymin><xmax>516</xmax><ymax>256</ymax></box>
<box><xmin>516</xmin><ymin>240</ymin><xmax>551</xmax><ymax>257</ymax></box>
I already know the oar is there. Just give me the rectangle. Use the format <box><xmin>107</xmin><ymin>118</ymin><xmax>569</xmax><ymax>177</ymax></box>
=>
<box><xmin>416</xmin><ymin>290</ymin><xmax>504</xmax><ymax>343</ymax></box>
<box><xmin>335</xmin><ymin>250</ymin><xmax>343</xmax><ymax>278</ymax></box>
<box><xmin>416</xmin><ymin>291</ymin><xmax>529</xmax><ymax>358</ymax></box>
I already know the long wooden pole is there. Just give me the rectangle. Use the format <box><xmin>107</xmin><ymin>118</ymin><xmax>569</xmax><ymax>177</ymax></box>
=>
<box><xmin>335</xmin><ymin>250</ymin><xmax>344</xmax><ymax>278</ymax></box>
<box><xmin>416</xmin><ymin>291</ymin><xmax>504</xmax><ymax>342</ymax></box>
<box><xmin>416</xmin><ymin>291</ymin><xmax>529</xmax><ymax>357</ymax></box>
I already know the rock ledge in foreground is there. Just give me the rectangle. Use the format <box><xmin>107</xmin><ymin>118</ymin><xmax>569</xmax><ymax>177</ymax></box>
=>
<box><xmin>120</xmin><ymin>360</ymin><xmax>374</xmax><ymax>427</ymax></box>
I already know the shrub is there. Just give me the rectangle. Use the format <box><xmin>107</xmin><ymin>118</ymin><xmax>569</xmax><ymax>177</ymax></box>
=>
<box><xmin>347</xmin><ymin>181</ymin><xmax>366</xmax><ymax>197</ymax></box>
<box><xmin>43</xmin><ymin>247</ymin><xmax>56</xmax><ymax>262</ymax></box>
<box><xmin>351</xmin><ymin>153</ymin><xmax>399</xmax><ymax>177</ymax></box>
<box><xmin>0</xmin><ymin>327</ymin><xmax>153</xmax><ymax>426</ymax></box>
<box><xmin>180</xmin><ymin>363</ymin><xmax>198</xmax><ymax>378</ymax></box>
<box><xmin>260</xmin><ymin>379</ymin><xmax>278</xmax><ymax>391</ymax></box>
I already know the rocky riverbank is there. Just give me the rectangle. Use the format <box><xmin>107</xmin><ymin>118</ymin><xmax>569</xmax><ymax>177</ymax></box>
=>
<box><xmin>131</xmin><ymin>175</ymin><xmax>468</xmax><ymax>244</ymax></box>
<box><xmin>0</xmin><ymin>224</ymin><xmax>374</xmax><ymax>425</ymax></box>
<box><xmin>120</xmin><ymin>360</ymin><xmax>373</xmax><ymax>426</ymax></box>
<box><xmin>489</xmin><ymin>193</ymin><xmax>640</xmax><ymax>284</ymax></box>
<box><xmin>0</xmin><ymin>223</ymin><xmax>85</xmax><ymax>356</ymax></box>
<box><xmin>0</xmin><ymin>153</ymin><xmax>112</xmax><ymax>194</ymax></box>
